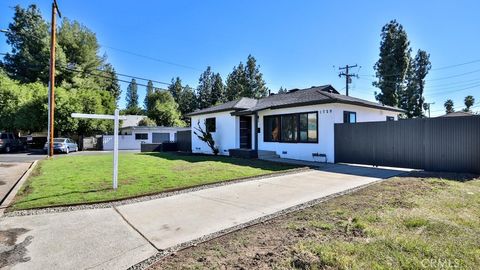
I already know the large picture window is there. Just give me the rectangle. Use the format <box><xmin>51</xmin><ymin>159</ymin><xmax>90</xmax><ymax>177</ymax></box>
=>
<box><xmin>264</xmin><ymin>112</ymin><xmax>318</xmax><ymax>143</ymax></box>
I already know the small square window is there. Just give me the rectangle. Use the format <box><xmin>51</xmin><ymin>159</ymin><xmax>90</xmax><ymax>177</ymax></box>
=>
<box><xmin>386</xmin><ymin>116</ymin><xmax>395</xmax><ymax>121</ymax></box>
<box><xmin>205</xmin><ymin>118</ymin><xmax>216</xmax><ymax>133</ymax></box>
<box><xmin>343</xmin><ymin>111</ymin><xmax>357</xmax><ymax>123</ymax></box>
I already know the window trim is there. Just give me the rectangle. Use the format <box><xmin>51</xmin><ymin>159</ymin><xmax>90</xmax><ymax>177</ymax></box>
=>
<box><xmin>263</xmin><ymin>111</ymin><xmax>318</xmax><ymax>144</ymax></box>
<box><xmin>135</xmin><ymin>133</ymin><xmax>148</xmax><ymax>140</ymax></box>
<box><xmin>205</xmin><ymin>117</ymin><xmax>216</xmax><ymax>133</ymax></box>
<box><xmin>343</xmin><ymin>111</ymin><xmax>357</xmax><ymax>123</ymax></box>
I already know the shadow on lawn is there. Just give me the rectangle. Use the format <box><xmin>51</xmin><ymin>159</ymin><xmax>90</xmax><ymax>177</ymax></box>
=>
<box><xmin>138</xmin><ymin>152</ymin><xmax>299</xmax><ymax>171</ymax></box>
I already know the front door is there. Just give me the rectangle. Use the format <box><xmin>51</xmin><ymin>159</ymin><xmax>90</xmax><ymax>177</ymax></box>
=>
<box><xmin>239</xmin><ymin>116</ymin><xmax>252</xmax><ymax>149</ymax></box>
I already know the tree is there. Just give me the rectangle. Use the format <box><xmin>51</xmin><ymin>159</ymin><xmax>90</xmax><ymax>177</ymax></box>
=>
<box><xmin>244</xmin><ymin>55</ymin><xmax>269</xmax><ymax>98</ymax></box>
<box><xmin>444</xmin><ymin>99</ymin><xmax>455</xmax><ymax>114</ymax></box>
<box><xmin>178</xmin><ymin>85</ymin><xmax>197</xmax><ymax>122</ymax></box>
<box><xmin>146</xmin><ymin>90</ymin><xmax>185</xmax><ymax>127</ymax></box>
<box><xmin>57</xmin><ymin>18</ymin><xmax>102</xmax><ymax>80</ymax></box>
<box><xmin>168</xmin><ymin>77</ymin><xmax>182</xmax><ymax>103</ymax></box>
<box><xmin>2</xmin><ymin>5</ymin><xmax>53</xmax><ymax>83</ymax></box>
<box><xmin>373</xmin><ymin>20</ymin><xmax>412</xmax><ymax>107</ymax></box>
<box><xmin>464</xmin><ymin>95</ymin><xmax>475</xmax><ymax>112</ymax></box>
<box><xmin>401</xmin><ymin>50</ymin><xmax>431</xmax><ymax>118</ymax></box>
<box><xmin>193</xmin><ymin>120</ymin><xmax>219</xmax><ymax>155</ymax></box>
<box><xmin>225</xmin><ymin>63</ymin><xmax>245</xmax><ymax>101</ymax></box>
<box><xmin>100</xmin><ymin>63</ymin><xmax>121</xmax><ymax>102</ymax></box>
<box><xmin>138</xmin><ymin>117</ymin><xmax>156</xmax><ymax>127</ymax></box>
<box><xmin>197</xmin><ymin>66</ymin><xmax>214</xmax><ymax>109</ymax></box>
<box><xmin>225</xmin><ymin>55</ymin><xmax>269</xmax><ymax>101</ymax></box>
<box><xmin>144</xmin><ymin>80</ymin><xmax>154</xmax><ymax>110</ymax></box>
<box><xmin>211</xmin><ymin>73</ymin><xmax>225</xmax><ymax>105</ymax></box>
<box><xmin>125</xmin><ymin>79</ymin><xmax>142</xmax><ymax>114</ymax></box>
<box><xmin>278</xmin><ymin>86</ymin><xmax>287</xmax><ymax>94</ymax></box>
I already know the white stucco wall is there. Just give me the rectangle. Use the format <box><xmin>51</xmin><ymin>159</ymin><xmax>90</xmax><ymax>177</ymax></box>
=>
<box><xmin>258</xmin><ymin>103</ymin><xmax>399</xmax><ymax>162</ymax></box>
<box><xmin>191</xmin><ymin>111</ymin><xmax>238</xmax><ymax>155</ymax></box>
<box><xmin>103</xmin><ymin>128</ymin><xmax>185</xmax><ymax>150</ymax></box>
<box><xmin>190</xmin><ymin>103</ymin><xmax>399</xmax><ymax>161</ymax></box>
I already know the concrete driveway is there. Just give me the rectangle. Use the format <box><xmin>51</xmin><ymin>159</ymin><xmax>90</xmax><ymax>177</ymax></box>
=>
<box><xmin>0</xmin><ymin>164</ymin><xmax>407</xmax><ymax>269</ymax></box>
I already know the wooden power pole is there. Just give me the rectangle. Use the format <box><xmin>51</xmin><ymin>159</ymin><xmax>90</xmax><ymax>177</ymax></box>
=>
<box><xmin>338</xmin><ymin>64</ymin><xmax>358</xmax><ymax>96</ymax></box>
<box><xmin>48</xmin><ymin>0</ymin><xmax>61</xmax><ymax>157</ymax></box>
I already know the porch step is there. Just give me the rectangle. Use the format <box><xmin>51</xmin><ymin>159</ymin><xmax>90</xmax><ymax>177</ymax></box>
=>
<box><xmin>257</xmin><ymin>150</ymin><xmax>280</xmax><ymax>159</ymax></box>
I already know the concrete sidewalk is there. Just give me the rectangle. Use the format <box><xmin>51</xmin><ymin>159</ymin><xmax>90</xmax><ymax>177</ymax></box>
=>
<box><xmin>0</xmin><ymin>164</ymin><xmax>406</xmax><ymax>269</ymax></box>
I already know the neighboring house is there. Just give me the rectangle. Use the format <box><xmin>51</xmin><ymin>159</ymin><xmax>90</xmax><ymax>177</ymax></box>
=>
<box><xmin>120</xmin><ymin>115</ymin><xmax>147</xmax><ymax>128</ymax></box>
<box><xmin>438</xmin><ymin>111</ymin><xmax>475</xmax><ymax>117</ymax></box>
<box><xmin>186</xmin><ymin>85</ymin><xmax>404</xmax><ymax>163</ymax></box>
<box><xmin>103</xmin><ymin>126</ymin><xmax>190</xmax><ymax>150</ymax></box>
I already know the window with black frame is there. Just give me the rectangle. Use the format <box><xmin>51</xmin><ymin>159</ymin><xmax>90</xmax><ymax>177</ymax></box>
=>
<box><xmin>264</xmin><ymin>115</ymin><xmax>281</xmax><ymax>142</ymax></box>
<box><xmin>205</xmin><ymin>118</ymin><xmax>216</xmax><ymax>132</ymax></box>
<box><xmin>343</xmin><ymin>111</ymin><xmax>357</xmax><ymax>123</ymax></box>
<box><xmin>135</xmin><ymin>133</ymin><xmax>148</xmax><ymax>140</ymax></box>
<box><xmin>263</xmin><ymin>112</ymin><xmax>318</xmax><ymax>143</ymax></box>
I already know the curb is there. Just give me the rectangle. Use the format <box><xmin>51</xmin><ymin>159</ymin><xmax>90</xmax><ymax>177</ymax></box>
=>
<box><xmin>0</xmin><ymin>160</ymin><xmax>38</xmax><ymax>217</ymax></box>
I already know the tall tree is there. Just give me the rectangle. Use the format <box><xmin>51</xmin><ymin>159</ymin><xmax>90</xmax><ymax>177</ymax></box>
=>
<box><xmin>244</xmin><ymin>55</ymin><xmax>269</xmax><ymax>98</ymax></box>
<box><xmin>125</xmin><ymin>79</ymin><xmax>142</xmax><ymax>114</ymax></box>
<box><xmin>373</xmin><ymin>20</ymin><xmax>412</xmax><ymax>107</ymax></box>
<box><xmin>278</xmin><ymin>86</ymin><xmax>287</xmax><ymax>94</ymax></box>
<box><xmin>144</xmin><ymin>80</ymin><xmax>154</xmax><ymax>110</ymax></box>
<box><xmin>225</xmin><ymin>63</ymin><xmax>245</xmax><ymax>101</ymax></box>
<box><xmin>168</xmin><ymin>77</ymin><xmax>183</xmax><ymax>103</ymax></box>
<box><xmin>2</xmin><ymin>5</ymin><xmax>54</xmax><ymax>83</ymax></box>
<box><xmin>225</xmin><ymin>55</ymin><xmax>269</xmax><ymax>101</ymax></box>
<box><xmin>464</xmin><ymin>95</ymin><xmax>475</xmax><ymax>112</ymax></box>
<box><xmin>211</xmin><ymin>73</ymin><xmax>225</xmax><ymax>105</ymax></box>
<box><xmin>197</xmin><ymin>66</ymin><xmax>214</xmax><ymax>109</ymax></box>
<box><xmin>178</xmin><ymin>85</ymin><xmax>197</xmax><ymax>124</ymax></box>
<box><xmin>146</xmin><ymin>90</ymin><xmax>185</xmax><ymax>127</ymax></box>
<box><xmin>444</xmin><ymin>99</ymin><xmax>455</xmax><ymax>114</ymax></box>
<box><xmin>100</xmin><ymin>63</ymin><xmax>121</xmax><ymax>102</ymax></box>
<box><xmin>401</xmin><ymin>50</ymin><xmax>431</xmax><ymax>118</ymax></box>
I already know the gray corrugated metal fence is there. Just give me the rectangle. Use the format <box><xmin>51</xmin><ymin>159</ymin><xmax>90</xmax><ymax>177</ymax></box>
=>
<box><xmin>334</xmin><ymin>116</ymin><xmax>480</xmax><ymax>173</ymax></box>
<box><xmin>176</xmin><ymin>130</ymin><xmax>192</xmax><ymax>152</ymax></box>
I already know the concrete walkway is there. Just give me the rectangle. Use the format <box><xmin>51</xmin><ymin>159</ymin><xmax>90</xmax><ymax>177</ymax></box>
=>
<box><xmin>0</xmin><ymin>164</ymin><xmax>406</xmax><ymax>269</ymax></box>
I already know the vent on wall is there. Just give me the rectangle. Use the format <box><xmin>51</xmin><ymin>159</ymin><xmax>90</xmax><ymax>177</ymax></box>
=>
<box><xmin>282</xmin><ymin>151</ymin><xmax>287</xmax><ymax>154</ymax></box>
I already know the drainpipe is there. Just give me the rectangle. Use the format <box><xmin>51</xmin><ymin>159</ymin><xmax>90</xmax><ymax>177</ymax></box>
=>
<box><xmin>254</xmin><ymin>112</ymin><xmax>258</xmax><ymax>156</ymax></box>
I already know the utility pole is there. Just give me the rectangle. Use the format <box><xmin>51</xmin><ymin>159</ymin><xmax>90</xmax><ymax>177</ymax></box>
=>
<box><xmin>424</xmin><ymin>102</ymin><xmax>435</xmax><ymax>118</ymax></box>
<box><xmin>48</xmin><ymin>0</ymin><xmax>61</xmax><ymax>157</ymax></box>
<box><xmin>338</xmin><ymin>64</ymin><xmax>358</xmax><ymax>96</ymax></box>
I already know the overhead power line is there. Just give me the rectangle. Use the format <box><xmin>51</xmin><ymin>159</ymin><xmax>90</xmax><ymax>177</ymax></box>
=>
<box><xmin>101</xmin><ymin>45</ymin><xmax>202</xmax><ymax>71</ymax></box>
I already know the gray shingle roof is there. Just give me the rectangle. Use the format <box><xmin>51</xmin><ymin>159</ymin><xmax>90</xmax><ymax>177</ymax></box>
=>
<box><xmin>186</xmin><ymin>85</ymin><xmax>404</xmax><ymax>117</ymax></box>
<box><xmin>185</xmin><ymin>97</ymin><xmax>257</xmax><ymax>116</ymax></box>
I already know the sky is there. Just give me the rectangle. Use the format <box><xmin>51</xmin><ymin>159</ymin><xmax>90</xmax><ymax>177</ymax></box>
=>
<box><xmin>1</xmin><ymin>0</ymin><xmax>479</xmax><ymax>116</ymax></box>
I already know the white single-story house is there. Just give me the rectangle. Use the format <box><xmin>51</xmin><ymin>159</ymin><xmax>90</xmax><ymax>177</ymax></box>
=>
<box><xmin>186</xmin><ymin>85</ymin><xmax>404</xmax><ymax>163</ymax></box>
<box><xmin>103</xmin><ymin>126</ymin><xmax>190</xmax><ymax>150</ymax></box>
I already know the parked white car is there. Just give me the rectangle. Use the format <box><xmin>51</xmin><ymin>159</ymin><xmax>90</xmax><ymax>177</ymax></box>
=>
<box><xmin>44</xmin><ymin>138</ymin><xmax>79</xmax><ymax>154</ymax></box>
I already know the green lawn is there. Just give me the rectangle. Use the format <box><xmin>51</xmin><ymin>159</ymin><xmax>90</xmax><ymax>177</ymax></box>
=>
<box><xmin>11</xmin><ymin>152</ymin><xmax>298</xmax><ymax>210</ymax></box>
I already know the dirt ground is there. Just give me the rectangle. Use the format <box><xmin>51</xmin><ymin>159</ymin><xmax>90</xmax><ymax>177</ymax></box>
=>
<box><xmin>150</xmin><ymin>172</ymin><xmax>480</xmax><ymax>270</ymax></box>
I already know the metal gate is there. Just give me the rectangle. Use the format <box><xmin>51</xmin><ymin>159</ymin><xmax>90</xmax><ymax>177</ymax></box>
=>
<box><xmin>334</xmin><ymin>116</ymin><xmax>480</xmax><ymax>173</ymax></box>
